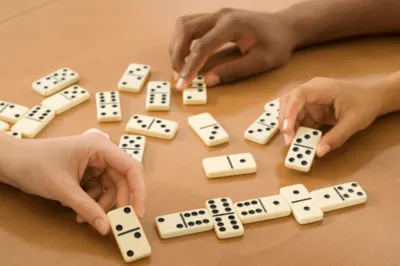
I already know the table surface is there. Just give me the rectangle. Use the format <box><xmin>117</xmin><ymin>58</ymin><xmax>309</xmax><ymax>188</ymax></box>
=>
<box><xmin>1</xmin><ymin>0</ymin><xmax>400</xmax><ymax>265</ymax></box>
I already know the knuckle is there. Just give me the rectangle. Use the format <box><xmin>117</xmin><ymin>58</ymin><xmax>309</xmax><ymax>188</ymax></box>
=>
<box><xmin>310</xmin><ymin>76</ymin><xmax>331</xmax><ymax>85</ymax></box>
<box><xmin>217</xmin><ymin>7</ymin><xmax>235</xmax><ymax>16</ymax></box>
<box><xmin>191</xmin><ymin>40</ymin><xmax>208</xmax><ymax>55</ymax></box>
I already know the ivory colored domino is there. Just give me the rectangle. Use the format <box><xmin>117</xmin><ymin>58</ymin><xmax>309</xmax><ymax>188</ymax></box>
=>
<box><xmin>32</xmin><ymin>67</ymin><xmax>79</xmax><ymax>96</ymax></box>
<box><xmin>244</xmin><ymin>110</ymin><xmax>279</xmax><ymax>145</ymax></box>
<box><xmin>202</xmin><ymin>153</ymin><xmax>257</xmax><ymax>178</ymax></box>
<box><xmin>95</xmin><ymin>91</ymin><xmax>121</xmax><ymax>122</ymax></box>
<box><xmin>0</xmin><ymin>121</ymin><xmax>9</xmax><ymax>132</ymax></box>
<box><xmin>146</xmin><ymin>81</ymin><xmax>170</xmax><ymax>111</ymax></box>
<box><xmin>5</xmin><ymin>131</ymin><xmax>22</xmax><ymax>138</ymax></box>
<box><xmin>126</xmin><ymin>114</ymin><xmax>178</xmax><ymax>140</ymax></box>
<box><xmin>310</xmin><ymin>182</ymin><xmax>367</xmax><ymax>212</ymax></box>
<box><xmin>11</xmin><ymin>106</ymin><xmax>55</xmax><ymax>138</ymax></box>
<box><xmin>0</xmin><ymin>101</ymin><xmax>29</xmax><ymax>124</ymax></box>
<box><xmin>280</xmin><ymin>184</ymin><xmax>323</xmax><ymax>224</ymax></box>
<box><xmin>234</xmin><ymin>195</ymin><xmax>291</xmax><ymax>224</ymax></box>
<box><xmin>155</xmin><ymin>208</ymin><xmax>213</xmax><ymax>239</ymax></box>
<box><xmin>264</xmin><ymin>98</ymin><xmax>280</xmax><ymax>113</ymax></box>
<box><xmin>41</xmin><ymin>85</ymin><xmax>90</xmax><ymax>114</ymax></box>
<box><xmin>82</xmin><ymin>128</ymin><xmax>110</xmax><ymax>139</ymax></box>
<box><xmin>118</xmin><ymin>64</ymin><xmax>151</xmax><ymax>93</ymax></box>
<box><xmin>119</xmin><ymin>135</ymin><xmax>146</xmax><ymax>163</ymax></box>
<box><xmin>183</xmin><ymin>76</ymin><xmax>207</xmax><ymax>105</ymax></box>
<box><xmin>107</xmin><ymin>206</ymin><xmax>151</xmax><ymax>263</ymax></box>
<box><xmin>188</xmin><ymin>112</ymin><xmax>229</xmax><ymax>146</ymax></box>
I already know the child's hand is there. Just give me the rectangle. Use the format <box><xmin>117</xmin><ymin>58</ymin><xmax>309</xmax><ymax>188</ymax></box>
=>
<box><xmin>0</xmin><ymin>133</ymin><xmax>145</xmax><ymax>235</ymax></box>
<box><xmin>279</xmin><ymin>77</ymin><xmax>384</xmax><ymax>157</ymax></box>
<box><xmin>170</xmin><ymin>8</ymin><xmax>298</xmax><ymax>90</ymax></box>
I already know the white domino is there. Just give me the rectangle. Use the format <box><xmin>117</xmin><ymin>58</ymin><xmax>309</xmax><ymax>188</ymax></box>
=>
<box><xmin>202</xmin><ymin>153</ymin><xmax>257</xmax><ymax>178</ymax></box>
<box><xmin>310</xmin><ymin>182</ymin><xmax>367</xmax><ymax>212</ymax></box>
<box><xmin>107</xmin><ymin>206</ymin><xmax>151</xmax><ymax>263</ymax></box>
<box><xmin>118</xmin><ymin>64</ymin><xmax>151</xmax><ymax>93</ymax></box>
<box><xmin>155</xmin><ymin>208</ymin><xmax>213</xmax><ymax>239</ymax></box>
<box><xmin>146</xmin><ymin>81</ymin><xmax>170</xmax><ymax>111</ymax></box>
<box><xmin>119</xmin><ymin>135</ymin><xmax>146</xmax><ymax>163</ymax></box>
<box><xmin>126</xmin><ymin>114</ymin><xmax>178</xmax><ymax>140</ymax></box>
<box><xmin>264</xmin><ymin>98</ymin><xmax>280</xmax><ymax>113</ymax></box>
<box><xmin>0</xmin><ymin>101</ymin><xmax>29</xmax><ymax>124</ymax></box>
<box><xmin>183</xmin><ymin>76</ymin><xmax>207</xmax><ymax>105</ymax></box>
<box><xmin>205</xmin><ymin>197</ymin><xmax>244</xmax><ymax>239</ymax></box>
<box><xmin>82</xmin><ymin>128</ymin><xmax>110</xmax><ymax>139</ymax></box>
<box><xmin>0</xmin><ymin>121</ymin><xmax>9</xmax><ymax>132</ymax></box>
<box><xmin>188</xmin><ymin>113</ymin><xmax>229</xmax><ymax>146</ymax></box>
<box><xmin>234</xmin><ymin>195</ymin><xmax>291</xmax><ymax>224</ymax></box>
<box><xmin>285</xmin><ymin>127</ymin><xmax>322</xmax><ymax>172</ymax></box>
<box><xmin>95</xmin><ymin>91</ymin><xmax>122</xmax><ymax>122</ymax></box>
<box><xmin>5</xmin><ymin>131</ymin><xmax>22</xmax><ymax>138</ymax></box>
<box><xmin>244</xmin><ymin>110</ymin><xmax>279</xmax><ymax>145</ymax></box>
<box><xmin>32</xmin><ymin>68</ymin><xmax>79</xmax><ymax>96</ymax></box>
<box><xmin>11</xmin><ymin>106</ymin><xmax>55</xmax><ymax>138</ymax></box>
<box><xmin>280</xmin><ymin>184</ymin><xmax>323</xmax><ymax>224</ymax></box>
<box><xmin>41</xmin><ymin>85</ymin><xmax>90</xmax><ymax>115</ymax></box>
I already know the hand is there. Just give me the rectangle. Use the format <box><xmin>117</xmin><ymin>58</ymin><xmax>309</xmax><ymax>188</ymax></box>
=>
<box><xmin>0</xmin><ymin>132</ymin><xmax>145</xmax><ymax>235</ymax></box>
<box><xmin>279</xmin><ymin>77</ymin><xmax>384</xmax><ymax>157</ymax></box>
<box><xmin>170</xmin><ymin>8</ymin><xmax>298</xmax><ymax>90</ymax></box>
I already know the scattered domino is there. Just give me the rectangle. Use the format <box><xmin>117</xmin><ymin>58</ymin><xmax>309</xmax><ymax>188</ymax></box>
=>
<box><xmin>264</xmin><ymin>98</ymin><xmax>280</xmax><ymax>113</ymax></box>
<box><xmin>119</xmin><ymin>135</ymin><xmax>146</xmax><ymax>163</ymax></box>
<box><xmin>234</xmin><ymin>195</ymin><xmax>291</xmax><ymax>224</ymax></box>
<box><xmin>280</xmin><ymin>184</ymin><xmax>323</xmax><ymax>224</ymax></box>
<box><xmin>95</xmin><ymin>91</ymin><xmax>122</xmax><ymax>122</ymax></box>
<box><xmin>202</xmin><ymin>153</ymin><xmax>257</xmax><ymax>178</ymax></box>
<box><xmin>146</xmin><ymin>81</ymin><xmax>170</xmax><ymax>111</ymax></box>
<box><xmin>126</xmin><ymin>114</ymin><xmax>178</xmax><ymax>140</ymax></box>
<box><xmin>155</xmin><ymin>208</ymin><xmax>213</xmax><ymax>239</ymax></box>
<box><xmin>118</xmin><ymin>64</ymin><xmax>151</xmax><ymax>93</ymax></box>
<box><xmin>107</xmin><ymin>206</ymin><xmax>151</xmax><ymax>263</ymax></box>
<box><xmin>0</xmin><ymin>121</ymin><xmax>9</xmax><ymax>132</ymax></box>
<box><xmin>41</xmin><ymin>85</ymin><xmax>90</xmax><ymax>115</ymax></box>
<box><xmin>188</xmin><ymin>113</ymin><xmax>229</xmax><ymax>146</ymax></box>
<box><xmin>285</xmin><ymin>127</ymin><xmax>322</xmax><ymax>172</ymax></box>
<box><xmin>310</xmin><ymin>182</ymin><xmax>367</xmax><ymax>212</ymax></box>
<box><xmin>0</xmin><ymin>101</ymin><xmax>29</xmax><ymax>124</ymax></box>
<box><xmin>244</xmin><ymin>111</ymin><xmax>279</xmax><ymax>145</ymax></box>
<box><xmin>82</xmin><ymin>128</ymin><xmax>110</xmax><ymax>139</ymax></box>
<box><xmin>11</xmin><ymin>106</ymin><xmax>55</xmax><ymax>138</ymax></box>
<box><xmin>5</xmin><ymin>131</ymin><xmax>22</xmax><ymax>138</ymax></box>
<box><xmin>205</xmin><ymin>197</ymin><xmax>244</xmax><ymax>239</ymax></box>
<box><xmin>183</xmin><ymin>76</ymin><xmax>207</xmax><ymax>105</ymax></box>
<box><xmin>32</xmin><ymin>68</ymin><xmax>79</xmax><ymax>96</ymax></box>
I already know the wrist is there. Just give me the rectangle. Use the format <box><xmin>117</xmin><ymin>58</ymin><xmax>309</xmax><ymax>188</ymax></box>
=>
<box><xmin>369</xmin><ymin>73</ymin><xmax>400</xmax><ymax>117</ymax></box>
<box><xmin>0</xmin><ymin>134</ymin><xmax>23</xmax><ymax>187</ymax></box>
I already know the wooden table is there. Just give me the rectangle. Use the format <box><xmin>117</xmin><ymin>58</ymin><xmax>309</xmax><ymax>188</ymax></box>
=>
<box><xmin>1</xmin><ymin>0</ymin><xmax>400</xmax><ymax>265</ymax></box>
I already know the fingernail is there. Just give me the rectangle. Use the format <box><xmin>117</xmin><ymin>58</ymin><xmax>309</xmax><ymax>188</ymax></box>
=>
<box><xmin>318</xmin><ymin>144</ymin><xmax>331</xmax><ymax>157</ymax></box>
<box><xmin>176</xmin><ymin>78</ymin><xmax>186</xmax><ymax>90</ymax></box>
<box><xmin>283</xmin><ymin>119</ymin><xmax>289</xmax><ymax>131</ymax></box>
<box><xmin>173</xmin><ymin>71</ymin><xmax>179</xmax><ymax>81</ymax></box>
<box><xmin>94</xmin><ymin>219</ymin><xmax>108</xmax><ymax>235</ymax></box>
<box><xmin>205</xmin><ymin>74</ymin><xmax>220</xmax><ymax>87</ymax></box>
<box><xmin>283</xmin><ymin>134</ymin><xmax>290</xmax><ymax>145</ymax></box>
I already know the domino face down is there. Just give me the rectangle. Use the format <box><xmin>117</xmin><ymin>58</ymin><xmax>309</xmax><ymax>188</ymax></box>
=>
<box><xmin>244</xmin><ymin>110</ymin><xmax>279</xmax><ymax>145</ymax></box>
<box><xmin>155</xmin><ymin>208</ymin><xmax>213</xmax><ymax>239</ymax></box>
<box><xmin>146</xmin><ymin>81</ymin><xmax>170</xmax><ymax>111</ymax></box>
<box><xmin>280</xmin><ymin>184</ymin><xmax>323</xmax><ymax>224</ymax></box>
<box><xmin>188</xmin><ymin>113</ymin><xmax>229</xmax><ymax>146</ymax></box>
<box><xmin>41</xmin><ymin>85</ymin><xmax>90</xmax><ymax>114</ymax></box>
<box><xmin>234</xmin><ymin>195</ymin><xmax>291</xmax><ymax>224</ymax></box>
<box><xmin>0</xmin><ymin>101</ymin><xmax>29</xmax><ymax>124</ymax></box>
<box><xmin>202</xmin><ymin>153</ymin><xmax>257</xmax><ymax>178</ymax></box>
<box><xmin>119</xmin><ymin>135</ymin><xmax>146</xmax><ymax>163</ymax></box>
<box><xmin>32</xmin><ymin>67</ymin><xmax>79</xmax><ymax>96</ymax></box>
<box><xmin>205</xmin><ymin>197</ymin><xmax>244</xmax><ymax>239</ymax></box>
<box><xmin>118</xmin><ymin>64</ymin><xmax>151</xmax><ymax>93</ymax></box>
<box><xmin>107</xmin><ymin>206</ymin><xmax>151</xmax><ymax>263</ymax></box>
<box><xmin>11</xmin><ymin>106</ymin><xmax>55</xmax><ymax>138</ymax></box>
<box><xmin>310</xmin><ymin>182</ymin><xmax>367</xmax><ymax>212</ymax></box>
<box><xmin>285</xmin><ymin>127</ymin><xmax>322</xmax><ymax>172</ymax></box>
<box><xmin>95</xmin><ymin>91</ymin><xmax>121</xmax><ymax>122</ymax></box>
<box><xmin>126</xmin><ymin>114</ymin><xmax>178</xmax><ymax>140</ymax></box>
<box><xmin>183</xmin><ymin>76</ymin><xmax>207</xmax><ymax>105</ymax></box>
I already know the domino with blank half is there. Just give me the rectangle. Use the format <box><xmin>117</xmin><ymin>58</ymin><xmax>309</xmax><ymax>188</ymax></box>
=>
<box><xmin>107</xmin><ymin>206</ymin><xmax>151</xmax><ymax>263</ymax></box>
<box><xmin>310</xmin><ymin>182</ymin><xmax>367</xmax><ymax>212</ymax></box>
<box><xmin>0</xmin><ymin>121</ymin><xmax>9</xmax><ymax>132</ymax></box>
<box><xmin>285</xmin><ymin>127</ymin><xmax>322</xmax><ymax>172</ymax></box>
<box><xmin>202</xmin><ymin>153</ymin><xmax>257</xmax><ymax>178</ymax></box>
<box><xmin>280</xmin><ymin>184</ymin><xmax>323</xmax><ymax>224</ymax></box>
<box><xmin>126</xmin><ymin>114</ymin><xmax>178</xmax><ymax>140</ymax></box>
<box><xmin>0</xmin><ymin>101</ymin><xmax>29</xmax><ymax>124</ymax></box>
<box><xmin>155</xmin><ymin>208</ymin><xmax>213</xmax><ymax>239</ymax></box>
<box><xmin>234</xmin><ymin>195</ymin><xmax>291</xmax><ymax>224</ymax></box>
<box><xmin>205</xmin><ymin>197</ymin><xmax>244</xmax><ymax>239</ymax></box>
<box><xmin>32</xmin><ymin>68</ymin><xmax>79</xmax><ymax>96</ymax></box>
<box><xmin>188</xmin><ymin>113</ymin><xmax>229</xmax><ymax>146</ymax></box>
<box><xmin>119</xmin><ymin>135</ymin><xmax>146</xmax><ymax>163</ymax></box>
<box><xmin>82</xmin><ymin>128</ymin><xmax>110</xmax><ymax>139</ymax></box>
<box><xmin>95</xmin><ymin>91</ymin><xmax>122</xmax><ymax>122</ymax></box>
<box><xmin>244</xmin><ymin>110</ymin><xmax>279</xmax><ymax>145</ymax></box>
<box><xmin>11</xmin><ymin>106</ymin><xmax>55</xmax><ymax>138</ymax></box>
<box><xmin>146</xmin><ymin>81</ymin><xmax>170</xmax><ymax>111</ymax></box>
<box><xmin>41</xmin><ymin>85</ymin><xmax>90</xmax><ymax>115</ymax></box>
<box><xmin>118</xmin><ymin>64</ymin><xmax>151</xmax><ymax>93</ymax></box>
<box><xmin>183</xmin><ymin>76</ymin><xmax>207</xmax><ymax>105</ymax></box>
<box><xmin>5</xmin><ymin>131</ymin><xmax>22</xmax><ymax>139</ymax></box>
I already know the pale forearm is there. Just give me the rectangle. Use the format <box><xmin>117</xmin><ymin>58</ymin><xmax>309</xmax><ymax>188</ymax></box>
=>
<box><xmin>279</xmin><ymin>0</ymin><xmax>400</xmax><ymax>49</ymax></box>
<box><xmin>374</xmin><ymin>72</ymin><xmax>400</xmax><ymax>116</ymax></box>
<box><xmin>0</xmin><ymin>134</ymin><xmax>21</xmax><ymax>187</ymax></box>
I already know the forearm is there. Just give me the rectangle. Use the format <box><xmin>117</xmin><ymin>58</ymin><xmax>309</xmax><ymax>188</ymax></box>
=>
<box><xmin>374</xmin><ymin>72</ymin><xmax>400</xmax><ymax>116</ymax></box>
<box><xmin>278</xmin><ymin>0</ymin><xmax>400</xmax><ymax>49</ymax></box>
<box><xmin>0</xmin><ymin>134</ymin><xmax>21</xmax><ymax>187</ymax></box>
